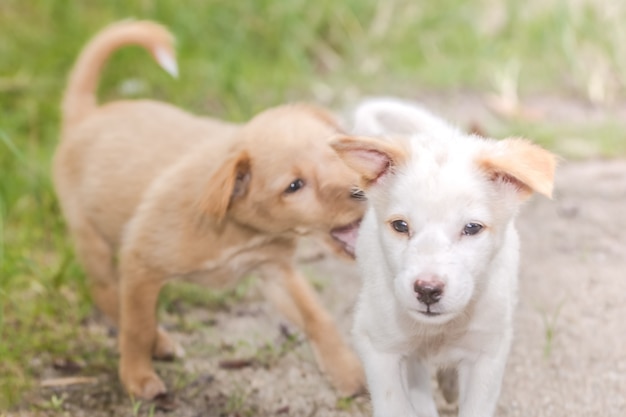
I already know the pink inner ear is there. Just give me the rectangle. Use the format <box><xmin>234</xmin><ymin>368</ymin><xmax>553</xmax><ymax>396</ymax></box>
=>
<box><xmin>352</xmin><ymin>149</ymin><xmax>392</xmax><ymax>182</ymax></box>
<box><xmin>493</xmin><ymin>172</ymin><xmax>532</xmax><ymax>196</ymax></box>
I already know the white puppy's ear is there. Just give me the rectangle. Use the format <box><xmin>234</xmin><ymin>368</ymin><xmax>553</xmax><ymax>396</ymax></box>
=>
<box><xmin>331</xmin><ymin>135</ymin><xmax>407</xmax><ymax>186</ymax></box>
<box><xmin>352</xmin><ymin>98</ymin><xmax>454</xmax><ymax>136</ymax></box>
<box><xmin>478</xmin><ymin>138</ymin><xmax>557</xmax><ymax>199</ymax></box>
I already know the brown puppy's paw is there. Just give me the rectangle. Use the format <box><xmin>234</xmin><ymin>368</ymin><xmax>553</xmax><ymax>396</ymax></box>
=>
<box><xmin>121</xmin><ymin>368</ymin><xmax>167</xmax><ymax>400</ymax></box>
<box><xmin>436</xmin><ymin>367</ymin><xmax>459</xmax><ymax>404</ymax></box>
<box><xmin>322</xmin><ymin>347</ymin><xmax>366</xmax><ymax>396</ymax></box>
<box><xmin>153</xmin><ymin>327</ymin><xmax>186</xmax><ymax>360</ymax></box>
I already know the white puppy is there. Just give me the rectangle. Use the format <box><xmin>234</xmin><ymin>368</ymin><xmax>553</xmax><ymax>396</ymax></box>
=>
<box><xmin>332</xmin><ymin>98</ymin><xmax>556</xmax><ymax>417</ymax></box>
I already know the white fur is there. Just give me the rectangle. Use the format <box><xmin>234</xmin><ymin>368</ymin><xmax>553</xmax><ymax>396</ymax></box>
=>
<box><xmin>351</xmin><ymin>97</ymin><xmax>458</xmax><ymax>137</ymax></box>
<box><xmin>154</xmin><ymin>46</ymin><xmax>178</xmax><ymax>78</ymax></box>
<box><xmin>351</xmin><ymin>99</ymin><xmax>525</xmax><ymax>417</ymax></box>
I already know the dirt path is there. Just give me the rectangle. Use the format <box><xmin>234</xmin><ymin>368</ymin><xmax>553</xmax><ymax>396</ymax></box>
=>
<box><xmin>500</xmin><ymin>159</ymin><xmax>626</xmax><ymax>417</ymax></box>
<box><xmin>17</xmin><ymin>159</ymin><xmax>625</xmax><ymax>417</ymax></box>
<box><xmin>12</xmin><ymin>91</ymin><xmax>626</xmax><ymax>416</ymax></box>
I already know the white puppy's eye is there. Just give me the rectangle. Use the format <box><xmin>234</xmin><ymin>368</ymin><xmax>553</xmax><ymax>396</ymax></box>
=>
<box><xmin>390</xmin><ymin>219</ymin><xmax>410</xmax><ymax>234</ymax></box>
<box><xmin>462</xmin><ymin>223</ymin><xmax>484</xmax><ymax>236</ymax></box>
<box><xmin>285</xmin><ymin>179</ymin><xmax>304</xmax><ymax>194</ymax></box>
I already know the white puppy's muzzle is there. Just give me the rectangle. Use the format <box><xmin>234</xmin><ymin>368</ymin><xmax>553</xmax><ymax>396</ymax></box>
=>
<box><xmin>394</xmin><ymin>266</ymin><xmax>475</xmax><ymax>324</ymax></box>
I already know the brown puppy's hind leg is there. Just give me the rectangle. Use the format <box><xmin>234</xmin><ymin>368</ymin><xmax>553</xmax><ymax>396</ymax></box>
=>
<box><xmin>259</xmin><ymin>263</ymin><xmax>365</xmax><ymax>396</ymax></box>
<box><xmin>71</xmin><ymin>219</ymin><xmax>120</xmax><ymax>324</ymax></box>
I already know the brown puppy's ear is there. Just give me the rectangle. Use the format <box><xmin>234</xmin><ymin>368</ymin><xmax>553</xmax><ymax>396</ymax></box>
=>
<box><xmin>478</xmin><ymin>138</ymin><xmax>557</xmax><ymax>200</ymax></box>
<box><xmin>202</xmin><ymin>151</ymin><xmax>251</xmax><ymax>222</ymax></box>
<box><xmin>330</xmin><ymin>135</ymin><xmax>408</xmax><ymax>186</ymax></box>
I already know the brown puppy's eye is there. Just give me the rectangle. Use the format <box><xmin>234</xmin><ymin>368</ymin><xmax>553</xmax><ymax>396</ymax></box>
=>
<box><xmin>285</xmin><ymin>179</ymin><xmax>304</xmax><ymax>194</ymax></box>
<box><xmin>462</xmin><ymin>223</ymin><xmax>484</xmax><ymax>236</ymax></box>
<box><xmin>391</xmin><ymin>219</ymin><xmax>410</xmax><ymax>234</ymax></box>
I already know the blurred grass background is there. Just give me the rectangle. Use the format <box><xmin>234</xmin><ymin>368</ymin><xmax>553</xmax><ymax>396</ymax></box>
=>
<box><xmin>2</xmin><ymin>0</ymin><xmax>626</xmax><ymax>410</ymax></box>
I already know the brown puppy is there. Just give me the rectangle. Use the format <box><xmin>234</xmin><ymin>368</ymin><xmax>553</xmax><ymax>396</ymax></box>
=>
<box><xmin>54</xmin><ymin>20</ymin><xmax>365</xmax><ymax>400</ymax></box>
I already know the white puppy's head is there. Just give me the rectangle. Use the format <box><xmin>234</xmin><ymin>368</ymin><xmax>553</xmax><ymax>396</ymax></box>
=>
<box><xmin>333</xmin><ymin>99</ymin><xmax>556</xmax><ymax>324</ymax></box>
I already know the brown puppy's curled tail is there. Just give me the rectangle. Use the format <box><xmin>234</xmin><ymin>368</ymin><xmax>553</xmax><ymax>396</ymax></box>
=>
<box><xmin>61</xmin><ymin>19</ymin><xmax>177</xmax><ymax>130</ymax></box>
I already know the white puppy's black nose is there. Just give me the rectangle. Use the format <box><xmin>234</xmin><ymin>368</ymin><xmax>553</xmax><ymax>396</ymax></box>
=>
<box><xmin>413</xmin><ymin>278</ymin><xmax>444</xmax><ymax>306</ymax></box>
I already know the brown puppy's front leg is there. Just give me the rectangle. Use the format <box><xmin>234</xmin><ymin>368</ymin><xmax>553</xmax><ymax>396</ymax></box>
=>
<box><xmin>259</xmin><ymin>263</ymin><xmax>365</xmax><ymax>396</ymax></box>
<box><xmin>118</xmin><ymin>257</ymin><xmax>167</xmax><ymax>400</ymax></box>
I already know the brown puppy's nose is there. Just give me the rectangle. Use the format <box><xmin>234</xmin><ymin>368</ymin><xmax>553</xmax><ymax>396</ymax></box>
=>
<box><xmin>413</xmin><ymin>278</ymin><xmax>444</xmax><ymax>306</ymax></box>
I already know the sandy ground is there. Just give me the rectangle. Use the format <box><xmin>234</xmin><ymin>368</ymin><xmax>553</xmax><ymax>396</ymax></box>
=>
<box><xmin>14</xmin><ymin>160</ymin><xmax>626</xmax><ymax>417</ymax></box>
<box><xmin>9</xmin><ymin>95</ymin><xmax>626</xmax><ymax>416</ymax></box>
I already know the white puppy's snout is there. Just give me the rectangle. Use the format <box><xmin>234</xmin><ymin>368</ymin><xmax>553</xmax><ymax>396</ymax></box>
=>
<box><xmin>413</xmin><ymin>275</ymin><xmax>445</xmax><ymax>306</ymax></box>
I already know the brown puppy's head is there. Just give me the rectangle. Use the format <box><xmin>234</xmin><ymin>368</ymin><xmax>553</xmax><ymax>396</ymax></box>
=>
<box><xmin>201</xmin><ymin>104</ymin><xmax>365</xmax><ymax>258</ymax></box>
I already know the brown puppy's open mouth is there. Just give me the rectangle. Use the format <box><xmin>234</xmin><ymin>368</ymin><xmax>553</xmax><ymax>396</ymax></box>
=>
<box><xmin>330</xmin><ymin>219</ymin><xmax>362</xmax><ymax>258</ymax></box>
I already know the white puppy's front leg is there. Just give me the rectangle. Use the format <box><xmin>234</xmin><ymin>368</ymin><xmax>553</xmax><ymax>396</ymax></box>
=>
<box><xmin>457</xmin><ymin>338</ymin><xmax>511</xmax><ymax>417</ymax></box>
<box><xmin>406</xmin><ymin>360</ymin><xmax>440</xmax><ymax>417</ymax></box>
<box><xmin>359</xmin><ymin>340</ymin><xmax>413</xmax><ymax>417</ymax></box>
<box><xmin>358</xmin><ymin>339</ymin><xmax>437</xmax><ymax>417</ymax></box>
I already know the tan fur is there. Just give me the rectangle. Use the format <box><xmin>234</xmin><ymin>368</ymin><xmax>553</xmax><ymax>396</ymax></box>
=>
<box><xmin>330</xmin><ymin>135</ymin><xmax>409</xmax><ymax>186</ymax></box>
<box><xmin>54</xmin><ymin>21</ymin><xmax>365</xmax><ymax>399</ymax></box>
<box><xmin>62</xmin><ymin>20</ymin><xmax>176</xmax><ymax>130</ymax></box>
<box><xmin>477</xmin><ymin>137</ymin><xmax>557</xmax><ymax>199</ymax></box>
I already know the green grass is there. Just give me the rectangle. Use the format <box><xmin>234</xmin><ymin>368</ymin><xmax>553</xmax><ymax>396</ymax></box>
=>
<box><xmin>498</xmin><ymin>119</ymin><xmax>626</xmax><ymax>159</ymax></box>
<box><xmin>2</xmin><ymin>0</ymin><xmax>626</xmax><ymax>410</ymax></box>
<box><xmin>539</xmin><ymin>300</ymin><xmax>566</xmax><ymax>358</ymax></box>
